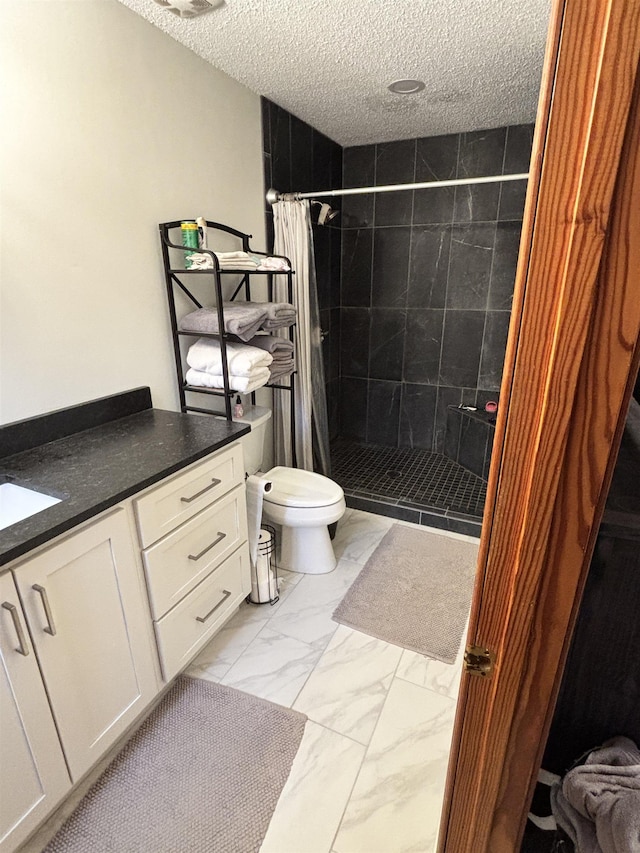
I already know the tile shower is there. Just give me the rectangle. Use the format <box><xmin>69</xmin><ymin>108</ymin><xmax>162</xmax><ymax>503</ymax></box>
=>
<box><xmin>261</xmin><ymin>97</ymin><xmax>532</xmax><ymax>534</ymax></box>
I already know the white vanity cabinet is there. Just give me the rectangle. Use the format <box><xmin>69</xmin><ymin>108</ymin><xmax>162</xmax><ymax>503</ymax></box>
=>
<box><xmin>9</xmin><ymin>508</ymin><xmax>159</xmax><ymax>784</ymax></box>
<box><xmin>134</xmin><ymin>441</ymin><xmax>251</xmax><ymax>681</ymax></box>
<box><xmin>0</xmin><ymin>437</ymin><xmax>250</xmax><ymax>852</ymax></box>
<box><xmin>0</xmin><ymin>573</ymin><xmax>71</xmax><ymax>853</ymax></box>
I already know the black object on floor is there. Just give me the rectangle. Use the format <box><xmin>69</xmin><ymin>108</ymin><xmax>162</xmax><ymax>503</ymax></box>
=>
<box><xmin>521</xmin><ymin>822</ymin><xmax>574</xmax><ymax>853</ymax></box>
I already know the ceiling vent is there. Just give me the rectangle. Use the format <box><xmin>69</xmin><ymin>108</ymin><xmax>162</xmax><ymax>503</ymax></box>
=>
<box><xmin>152</xmin><ymin>0</ymin><xmax>225</xmax><ymax>18</ymax></box>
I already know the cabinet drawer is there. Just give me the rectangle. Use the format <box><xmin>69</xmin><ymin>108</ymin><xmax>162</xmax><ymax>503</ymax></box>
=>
<box><xmin>142</xmin><ymin>485</ymin><xmax>248</xmax><ymax>619</ymax></box>
<box><xmin>134</xmin><ymin>442</ymin><xmax>244</xmax><ymax>547</ymax></box>
<box><xmin>153</xmin><ymin>547</ymin><xmax>250</xmax><ymax>681</ymax></box>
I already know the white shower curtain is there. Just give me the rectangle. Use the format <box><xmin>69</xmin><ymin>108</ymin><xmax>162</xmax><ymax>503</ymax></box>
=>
<box><xmin>272</xmin><ymin>199</ymin><xmax>330</xmax><ymax>475</ymax></box>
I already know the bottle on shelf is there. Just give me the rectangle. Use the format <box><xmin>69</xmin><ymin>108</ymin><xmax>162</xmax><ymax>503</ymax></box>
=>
<box><xmin>180</xmin><ymin>221</ymin><xmax>199</xmax><ymax>268</ymax></box>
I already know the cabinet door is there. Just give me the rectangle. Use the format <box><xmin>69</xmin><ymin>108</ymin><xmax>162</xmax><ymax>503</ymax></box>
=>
<box><xmin>14</xmin><ymin>509</ymin><xmax>158</xmax><ymax>781</ymax></box>
<box><xmin>0</xmin><ymin>573</ymin><xmax>70</xmax><ymax>853</ymax></box>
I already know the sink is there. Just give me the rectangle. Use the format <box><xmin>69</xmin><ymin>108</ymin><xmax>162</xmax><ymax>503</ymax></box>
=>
<box><xmin>0</xmin><ymin>482</ymin><xmax>62</xmax><ymax>531</ymax></box>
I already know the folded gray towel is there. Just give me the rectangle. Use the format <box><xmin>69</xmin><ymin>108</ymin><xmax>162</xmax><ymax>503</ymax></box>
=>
<box><xmin>260</xmin><ymin>302</ymin><xmax>296</xmax><ymax>330</ymax></box>
<box><xmin>269</xmin><ymin>360</ymin><xmax>295</xmax><ymax>381</ymax></box>
<box><xmin>229</xmin><ymin>300</ymin><xmax>295</xmax><ymax>323</ymax></box>
<box><xmin>179</xmin><ymin>303</ymin><xmax>267</xmax><ymax>342</ymax></box>
<box><xmin>245</xmin><ymin>334</ymin><xmax>294</xmax><ymax>356</ymax></box>
<box><xmin>263</xmin><ymin>302</ymin><xmax>295</xmax><ymax>319</ymax></box>
<box><xmin>179</xmin><ymin>302</ymin><xmax>296</xmax><ymax>340</ymax></box>
<box><xmin>551</xmin><ymin>736</ymin><xmax>640</xmax><ymax>853</ymax></box>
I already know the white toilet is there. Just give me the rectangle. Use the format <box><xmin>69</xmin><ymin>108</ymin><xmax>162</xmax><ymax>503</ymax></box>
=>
<box><xmin>240</xmin><ymin>407</ymin><xmax>346</xmax><ymax>574</ymax></box>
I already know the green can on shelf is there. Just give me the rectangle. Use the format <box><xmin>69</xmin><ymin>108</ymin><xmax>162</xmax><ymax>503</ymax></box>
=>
<box><xmin>181</xmin><ymin>221</ymin><xmax>199</xmax><ymax>268</ymax></box>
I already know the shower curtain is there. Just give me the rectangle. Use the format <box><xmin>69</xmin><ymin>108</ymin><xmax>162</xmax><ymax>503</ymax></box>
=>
<box><xmin>272</xmin><ymin>199</ymin><xmax>331</xmax><ymax>476</ymax></box>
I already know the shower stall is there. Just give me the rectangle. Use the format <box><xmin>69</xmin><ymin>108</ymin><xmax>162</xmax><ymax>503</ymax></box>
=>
<box><xmin>262</xmin><ymin>97</ymin><xmax>532</xmax><ymax>536</ymax></box>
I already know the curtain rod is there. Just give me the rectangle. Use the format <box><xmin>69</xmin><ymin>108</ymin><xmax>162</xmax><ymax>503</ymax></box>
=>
<box><xmin>266</xmin><ymin>172</ymin><xmax>529</xmax><ymax>205</ymax></box>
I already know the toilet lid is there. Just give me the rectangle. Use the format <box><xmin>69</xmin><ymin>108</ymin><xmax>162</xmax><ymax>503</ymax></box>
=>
<box><xmin>263</xmin><ymin>466</ymin><xmax>344</xmax><ymax>508</ymax></box>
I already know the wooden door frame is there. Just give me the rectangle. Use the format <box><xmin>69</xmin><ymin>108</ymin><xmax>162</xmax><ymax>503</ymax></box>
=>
<box><xmin>439</xmin><ymin>0</ymin><xmax>640</xmax><ymax>850</ymax></box>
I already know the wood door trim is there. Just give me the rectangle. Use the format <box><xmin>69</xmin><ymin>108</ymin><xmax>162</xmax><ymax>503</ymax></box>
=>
<box><xmin>493</xmin><ymin>69</ymin><xmax>640</xmax><ymax>849</ymax></box>
<box><xmin>439</xmin><ymin>0</ymin><xmax>640</xmax><ymax>849</ymax></box>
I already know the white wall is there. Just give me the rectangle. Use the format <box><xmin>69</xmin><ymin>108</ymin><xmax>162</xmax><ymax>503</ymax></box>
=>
<box><xmin>0</xmin><ymin>0</ymin><xmax>267</xmax><ymax>424</ymax></box>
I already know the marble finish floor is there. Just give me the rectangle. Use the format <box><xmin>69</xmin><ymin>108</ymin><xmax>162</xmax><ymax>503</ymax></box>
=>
<box><xmin>187</xmin><ymin>508</ymin><xmax>478</xmax><ymax>853</ymax></box>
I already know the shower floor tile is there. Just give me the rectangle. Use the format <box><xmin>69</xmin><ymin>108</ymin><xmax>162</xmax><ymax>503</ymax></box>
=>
<box><xmin>330</xmin><ymin>438</ymin><xmax>486</xmax><ymax>519</ymax></box>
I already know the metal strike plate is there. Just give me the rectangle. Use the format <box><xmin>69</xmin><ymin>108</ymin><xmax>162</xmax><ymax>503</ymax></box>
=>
<box><xmin>464</xmin><ymin>645</ymin><xmax>496</xmax><ymax>677</ymax></box>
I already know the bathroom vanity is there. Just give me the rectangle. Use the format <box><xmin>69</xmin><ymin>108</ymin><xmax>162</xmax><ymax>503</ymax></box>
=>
<box><xmin>0</xmin><ymin>389</ymin><xmax>251</xmax><ymax>852</ymax></box>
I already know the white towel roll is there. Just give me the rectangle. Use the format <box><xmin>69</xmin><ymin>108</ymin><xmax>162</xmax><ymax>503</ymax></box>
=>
<box><xmin>246</xmin><ymin>475</ymin><xmax>272</xmax><ymax>566</ymax></box>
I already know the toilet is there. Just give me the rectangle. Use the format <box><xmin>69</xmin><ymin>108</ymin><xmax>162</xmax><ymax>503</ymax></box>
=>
<box><xmin>240</xmin><ymin>407</ymin><xmax>346</xmax><ymax>574</ymax></box>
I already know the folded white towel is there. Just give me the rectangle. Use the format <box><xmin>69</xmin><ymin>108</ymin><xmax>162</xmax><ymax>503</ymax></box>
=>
<box><xmin>183</xmin><ymin>251</ymin><xmax>260</xmax><ymax>271</ymax></box>
<box><xmin>215</xmin><ymin>251</ymin><xmax>254</xmax><ymax>260</ymax></box>
<box><xmin>187</xmin><ymin>338</ymin><xmax>273</xmax><ymax>377</ymax></box>
<box><xmin>185</xmin><ymin>367</ymin><xmax>270</xmax><ymax>394</ymax></box>
<box><xmin>216</xmin><ymin>251</ymin><xmax>260</xmax><ymax>269</ymax></box>
<box><xmin>257</xmin><ymin>257</ymin><xmax>291</xmax><ymax>271</ymax></box>
<box><xmin>188</xmin><ymin>253</ymin><xmax>215</xmax><ymax>270</ymax></box>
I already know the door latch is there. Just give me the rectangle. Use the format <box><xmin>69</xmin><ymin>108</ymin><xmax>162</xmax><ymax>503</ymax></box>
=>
<box><xmin>464</xmin><ymin>645</ymin><xmax>496</xmax><ymax>677</ymax></box>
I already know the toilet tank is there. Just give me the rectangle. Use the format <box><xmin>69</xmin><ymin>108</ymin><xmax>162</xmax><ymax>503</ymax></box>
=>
<box><xmin>237</xmin><ymin>406</ymin><xmax>272</xmax><ymax>474</ymax></box>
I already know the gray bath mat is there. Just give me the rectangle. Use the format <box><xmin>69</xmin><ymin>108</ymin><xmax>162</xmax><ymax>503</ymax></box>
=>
<box><xmin>333</xmin><ymin>525</ymin><xmax>478</xmax><ymax>663</ymax></box>
<box><xmin>44</xmin><ymin>676</ymin><xmax>306</xmax><ymax>853</ymax></box>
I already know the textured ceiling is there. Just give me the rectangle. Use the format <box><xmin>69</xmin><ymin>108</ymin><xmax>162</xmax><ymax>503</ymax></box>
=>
<box><xmin>117</xmin><ymin>0</ymin><xmax>552</xmax><ymax>147</ymax></box>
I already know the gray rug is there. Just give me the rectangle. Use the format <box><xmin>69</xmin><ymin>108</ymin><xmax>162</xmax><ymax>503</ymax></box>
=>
<box><xmin>333</xmin><ymin>525</ymin><xmax>478</xmax><ymax>663</ymax></box>
<box><xmin>44</xmin><ymin>676</ymin><xmax>306</xmax><ymax>853</ymax></box>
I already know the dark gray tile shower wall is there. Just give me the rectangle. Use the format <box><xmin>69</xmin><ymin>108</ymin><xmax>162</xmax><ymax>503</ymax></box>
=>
<box><xmin>261</xmin><ymin>97</ymin><xmax>343</xmax><ymax>440</ymax></box>
<box><xmin>340</xmin><ymin>124</ymin><xmax>534</xmax><ymax>451</ymax></box>
<box><xmin>260</xmin><ymin>99</ymin><xmax>533</xmax><ymax>456</ymax></box>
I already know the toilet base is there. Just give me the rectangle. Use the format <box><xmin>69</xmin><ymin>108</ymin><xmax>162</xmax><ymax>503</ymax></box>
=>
<box><xmin>280</xmin><ymin>525</ymin><xmax>337</xmax><ymax>574</ymax></box>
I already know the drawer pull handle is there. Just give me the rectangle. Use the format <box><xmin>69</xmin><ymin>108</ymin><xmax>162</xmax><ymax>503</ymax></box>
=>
<box><xmin>32</xmin><ymin>584</ymin><xmax>57</xmax><ymax>636</ymax></box>
<box><xmin>2</xmin><ymin>602</ymin><xmax>30</xmax><ymax>656</ymax></box>
<box><xmin>196</xmin><ymin>590</ymin><xmax>232</xmax><ymax>623</ymax></box>
<box><xmin>188</xmin><ymin>531</ymin><xmax>227</xmax><ymax>561</ymax></box>
<box><xmin>180</xmin><ymin>478</ymin><xmax>222</xmax><ymax>504</ymax></box>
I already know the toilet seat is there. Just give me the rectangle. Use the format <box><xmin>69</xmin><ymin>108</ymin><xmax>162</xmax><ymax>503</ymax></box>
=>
<box><xmin>263</xmin><ymin>466</ymin><xmax>344</xmax><ymax>508</ymax></box>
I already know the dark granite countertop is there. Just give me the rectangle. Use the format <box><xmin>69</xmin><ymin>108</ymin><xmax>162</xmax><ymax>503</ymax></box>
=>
<box><xmin>0</xmin><ymin>407</ymin><xmax>249</xmax><ymax>568</ymax></box>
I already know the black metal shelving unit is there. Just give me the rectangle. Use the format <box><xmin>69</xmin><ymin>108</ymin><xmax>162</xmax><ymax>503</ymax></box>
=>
<box><xmin>159</xmin><ymin>220</ymin><xmax>296</xmax><ymax>457</ymax></box>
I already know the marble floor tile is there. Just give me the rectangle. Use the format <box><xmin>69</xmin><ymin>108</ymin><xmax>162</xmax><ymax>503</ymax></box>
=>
<box><xmin>220</xmin><ymin>626</ymin><xmax>326</xmax><ymax>706</ymax></box>
<box><xmin>332</xmin><ymin>510</ymin><xmax>394</xmax><ymax>564</ymax></box>
<box><xmin>395</xmin><ymin>649</ymin><xmax>463</xmax><ymax>700</ymax></box>
<box><xmin>260</xmin><ymin>721</ymin><xmax>365</xmax><ymax>853</ymax></box>
<box><xmin>334</xmin><ymin>679</ymin><xmax>456</xmax><ymax>853</ymax></box>
<box><xmin>185</xmin><ymin>607</ymin><xmax>269</xmax><ymax>682</ymax></box>
<box><xmin>228</xmin><ymin>568</ymin><xmax>302</xmax><ymax>630</ymax></box>
<box><xmin>294</xmin><ymin>625</ymin><xmax>402</xmax><ymax>745</ymax></box>
<box><xmin>185</xmin><ymin>512</ymin><xmax>472</xmax><ymax>853</ymax></box>
<box><xmin>267</xmin><ymin>559</ymin><xmax>363</xmax><ymax>646</ymax></box>
<box><xmin>275</xmin><ymin>566</ymin><xmax>306</xmax><ymax>587</ymax></box>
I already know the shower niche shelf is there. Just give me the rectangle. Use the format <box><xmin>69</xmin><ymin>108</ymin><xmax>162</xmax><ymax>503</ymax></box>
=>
<box><xmin>159</xmin><ymin>220</ymin><xmax>296</xmax><ymax>450</ymax></box>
